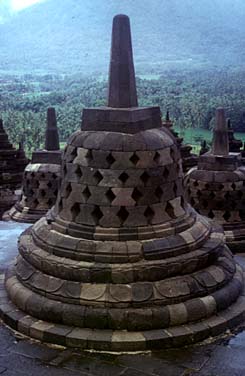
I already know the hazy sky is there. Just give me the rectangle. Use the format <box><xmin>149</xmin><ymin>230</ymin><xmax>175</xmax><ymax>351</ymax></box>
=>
<box><xmin>11</xmin><ymin>0</ymin><xmax>42</xmax><ymax>11</ymax></box>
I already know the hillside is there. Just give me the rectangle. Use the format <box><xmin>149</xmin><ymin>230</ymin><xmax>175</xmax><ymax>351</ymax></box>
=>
<box><xmin>0</xmin><ymin>0</ymin><xmax>245</xmax><ymax>74</ymax></box>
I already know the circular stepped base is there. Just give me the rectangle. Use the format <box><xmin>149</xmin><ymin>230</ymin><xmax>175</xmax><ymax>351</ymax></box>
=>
<box><xmin>2</xmin><ymin>206</ymin><xmax>46</xmax><ymax>224</ymax></box>
<box><xmin>1</xmin><ymin>268</ymin><xmax>245</xmax><ymax>352</ymax></box>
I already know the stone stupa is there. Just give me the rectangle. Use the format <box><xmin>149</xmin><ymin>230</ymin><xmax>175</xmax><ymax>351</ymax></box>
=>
<box><xmin>0</xmin><ymin>119</ymin><xmax>28</xmax><ymax>217</ymax></box>
<box><xmin>1</xmin><ymin>16</ymin><xmax>245</xmax><ymax>352</ymax></box>
<box><xmin>185</xmin><ymin>108</ymin><xmax>245</xmax><ymax>252</ymax></box>
<box><xmin>163</xmin><ymin>112</ymin><xmax>198</xmax><ymax>172</ymax></box>
<box><xmin>3</xmin><ymin>108</ymin><xmax>61</xmax><ymax>223</ymax></box>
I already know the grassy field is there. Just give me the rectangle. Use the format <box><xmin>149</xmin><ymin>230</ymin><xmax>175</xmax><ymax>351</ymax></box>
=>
<box><xmin>175</xmin><ymin>127</ymin><xmax>245</xmax><ymax>154</ymax></box>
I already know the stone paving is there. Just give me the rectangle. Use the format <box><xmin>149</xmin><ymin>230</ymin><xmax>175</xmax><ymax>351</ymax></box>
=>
<box><xmin>0</xmin><ymin>221</ymin><xmax>245</xmax><ymax>375</ymax></box>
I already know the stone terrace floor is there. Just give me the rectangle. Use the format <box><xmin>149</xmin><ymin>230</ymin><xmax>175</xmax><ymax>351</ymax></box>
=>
<box><xmin>0</xmin><ymin>221</ymin><xmax>245</xmax><ymax>376</ymax></box>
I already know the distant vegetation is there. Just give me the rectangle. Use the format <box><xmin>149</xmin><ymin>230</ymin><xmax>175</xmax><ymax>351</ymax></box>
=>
<box><xmin>1</xmin><ymin>68</ymin><xmax>245</xmax><ymax>155</ymax></box>
<box><xmin>0</xmin><ymin>0</ymin><xmax>245</xmax><ymax>74</ymax></box>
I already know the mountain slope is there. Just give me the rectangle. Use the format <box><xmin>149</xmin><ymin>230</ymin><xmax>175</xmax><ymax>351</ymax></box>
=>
<box><xmin>0</xmin><ymin>0</ymin><xmax>245</xmax><ymax>74</ymax></box>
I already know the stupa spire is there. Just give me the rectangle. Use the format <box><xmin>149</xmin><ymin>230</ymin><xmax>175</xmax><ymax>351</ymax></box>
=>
<box><xmin>108</xmin><ymin>14</ymin><xmax>138</xmax><ymax>108</ymax></box>
<box><xmin>212</xmin><ymin>108</ymin><xmax>229</xmax><ymax>156</ymax></box>
<box><xmin>45</xmin><ymin>107</ymin><xmax>60</xmax><ymax>151</ymax></box>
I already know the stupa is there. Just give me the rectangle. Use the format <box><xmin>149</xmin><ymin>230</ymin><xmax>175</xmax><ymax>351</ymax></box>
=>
<box><xmin>185</xmin><ymin>108</ymin><xmax>245</xmax><ymax>252</ymax></box>
<box><xmin>1</xmin><ymin>16</ymin><xmax>245</xmax><ymax>352</ymax></box>
<box><xmin>163</xmin><ymin>112</ymin><xmax>198</xmax><ymax>172</ymax></box>
<box><xmin>227</xmin><ymin>119</ymin><xmax>243</xmax><ymax>153</ymax></box>
<box><xmin>0</xmin><ymin>119</ymin><xmax>28</xmax><ymax>217</ymax></box>
<box><xmin>3</xmin><ymin>108</ymin><xmax>61</xmax><ymax>223</ymax></box>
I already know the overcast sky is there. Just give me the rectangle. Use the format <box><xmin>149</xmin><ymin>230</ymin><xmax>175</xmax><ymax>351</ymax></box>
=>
<box><xmin>11</xmin><ymin>0</ymin><xmax>42</xmax><ymax>11</ymax></box>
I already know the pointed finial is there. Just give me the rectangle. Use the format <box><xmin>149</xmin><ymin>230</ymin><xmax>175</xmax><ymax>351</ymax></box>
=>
<box><xmin>211</xmin><ymin>108</ymin><xmax>229</xmax><ymax>156</ymax></box>
<box><xmin>45</xmin><ymin>107</ymin><xmax>60</xmax><ymax>151</ymax></box>
<box><xmin>108</xmin><ymin>14</ymin><xmax>138</xmax><ymax>108</ymax></box>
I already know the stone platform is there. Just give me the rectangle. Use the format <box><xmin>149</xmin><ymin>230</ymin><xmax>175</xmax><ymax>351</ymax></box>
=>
<box><xmin>0</xmin><ymin>222</ymin><xmax>245</xmax><ymax>375</ymax></box>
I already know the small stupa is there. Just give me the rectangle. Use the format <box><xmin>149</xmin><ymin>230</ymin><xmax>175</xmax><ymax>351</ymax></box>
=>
<box><xmin>163</xmin><ymin>112</ymin><xmax>198</xmax><ymax>172</ymax></box>
<box><xmin>0</xmin><ymin>119</ymin><xmax>28</xmax><ymax>217</ymax></box>
<box><xmin>3</xmin><ymin>108</ymin><xmax>61</xmax><ymax>223</ymax></box>
<box><xmin>1</xmin><ymin>16</ymin><xmax>244</xmax><ymax>352</ymax></box>
<box><xmin>185</xmin><ymin>108</ymin><xmax>245</xmax><ymax>252</ymax></box>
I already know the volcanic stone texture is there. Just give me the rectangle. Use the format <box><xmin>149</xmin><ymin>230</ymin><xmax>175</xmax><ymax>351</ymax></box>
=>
<box><xmin>2</xmin><ymin>119</ymin><xmax>244</xmax><ymax>351</ymax></box>
<box><xmin>0</xmin><ymin>120</ymin><xmax>28</xmax><ymax>218</ymax></box>
<box><xmin>2</xmin><ymin>16</ymin><xmax>245</xmax><ymax>352</ymax></box>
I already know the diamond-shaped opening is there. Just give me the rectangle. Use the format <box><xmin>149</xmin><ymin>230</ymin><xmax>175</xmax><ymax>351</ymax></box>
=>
<box><xmin>117</xmin><ymin>206</ymin><xmax>129</xmax><ymax>224</ymax></box>
<box><xmin>74</xmin><ymin>165</ymin><xmax>83</xmax><ymax>179</ymax></box>
<box><xmin>71</xmin><ymin>202</ymin><xmax>80</xmax><ymax>221</ymax></box>
<box><xmin>205</xmin><ymin>183</ymin><xmax>210</xmax><ymax>189</ymax></box>
<box><xmin>94</xmin><ymin>170</ymin><xmax>103</xmax><ymax>184</ymax></box>
<box><xmin>224</xmin><ymin>192</ymin><xmax>230</xmax><ymax>200</ymax></box>
<box><xmin>144</xmin><ymin>206</ymin><xmax>155</xmax><ymax>223</ymax></box>
<box><xmin>106</xmin><ymin>153</ymin><xmax>116</xmax><ymax>167</ymax></box>
<box><xmin>140</xmin><ymin>171</ymin><xmax>150</xmax><ymax>185</ymax></box>
<box><xmin>197</xmin><ymin>190</ymin><xmax>202</xmax><ymax>197</ymax></box>
<box><xmin>165</xmin><ymin>202</ymin><xmax>175</xmax><ymax>218</ymax></box>
<box><xmin>91</xmin><ymin>206</ymin><xmax>103</xmax><ymax>224</ymax></box>
<box><xmin>47</xmin><ymin>198</ymin><xmax>54</xmax><ymax>206</ymax></box>
<box><xmin>130</xmin><ymin>153</ymin><xmax>140</xmax><ymax>166</ymax></box>
<box><xmin>119</xmin><ymin>172</ymin><xmax>129</xmax><ymax>184</ymax></box>
<box><xmin>155</xmin><ymin>186</ymin><xmax>163</xmax><ymax>200</ymax></box>
<box><xmin>218</xmin><ymin>184</ymin><xmax>224</xmax><ymax>190</ymax></box>
<box><xmin>193</xmin><ymin>181</ymin><xmax>199</xmax><ymax>187</ymax></box>
<box><xmin>132</xmin><ymin>188</ymin><xmax>143</xmax><ymax>203</ymax></box>
<box><xmin>209</xmin><ymin>191</ymin><xmax>215</xmax><ymax>199</ymax></box>
<box><xmin>223</xmin><ymin>211</ymin><xmax>231</xmax><ymax>221</ymax></box>
<box><xmin>41</xmin><ymin>173</ymin><xmax>45</xmax><ymax>179</ymax></box>
<box><xmin>33</xmin><ymin>198</ymin><xmax>39</xmax><ymax>209</ymax></box>
<box><xmin>30</xmin><ymin>189</ymin><xmax>35</xmax><ymax>195</ymax></box>
<box><xmin>237</xmin><ymin>190</ymin><xmax>243</xmax><ymax>199</ymax></box>
<box><xmin>52</xmin><ymin>173</ymin><xmax>57</xmax><ymax>179</ymax></box>
<box><xmin>202</xmin><ymin>199</ymin><xmax>209</xmax><ymax>209</ymax></box>
<box><xmin>216</xmin><ymin>201</ymin><xmax>223</xmax><ymax>209</ymax></box>
<box><xmin>71</xmin><ymin>148</ymin><xmax>78</xmax><ymax>159</ymax></box>
<box><xmin>47</xmin><ymin>181</ymin><xmax>52</xmax><ymax>188</ymax></box>
<box><xmin>40</xmin><ymin>189</ymin><xmax>46</xmax><ymax>197</ymax></box>
<box><xmin>86</xmin><ymin>149</ymin><xmax>94</xmax><ymax>162</ymax></box>
<box><xmin>231</xmin><ymin>183</ymin><xmax>236</xmax><ymax>190</ymax></box>
<box><xmin>106</xmin><ymin>188</ymin><xmax>116</xmax><ymax>203</ymax></box>
<box><xmin>58</xmin><ymin>198</ymin><xmax>63</xmax><ymax>212</ymax></box>
<box><xmin>82</xmin><ymin>186</ymin><xmax>91</xmax><ymax>202</ymax></box>
<box><xmin>239</xmin><ymin>210</ymin><xmax>245</xmax><ymax>220</ymax></box>
<box><xmin>170</xmin><ymin>147</ymin><xmax>175</xmax><ymax>156</ymax></box>
<box><xmin>153</xmin><ymin>151</ymin><xmax>160</xmax><ymax>163</ymax></box>
<box><xmin>163</xmin><ymin>167</ymin><xmax>170</xmax><ymax>179</ymax></box>
<box><xmin>65</xmin><ymin>182</ymin><xmax>72</xmax><ymax>198</ymax></box>
<box><xmin>208</xmin><ymin>210</ymin><xmax>215</xmax><ymax>219</ymax></box>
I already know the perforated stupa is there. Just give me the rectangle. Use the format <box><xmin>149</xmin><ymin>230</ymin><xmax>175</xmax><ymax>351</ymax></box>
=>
<box><xmin>2</xmin><ymin>16</ymin><xmax>245</xmax><ymax>352</ymax></box>
<box><xmin>3</xmin><ymin>108</ymin><xmax>61</xmax><ymax>223</ymax></box>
